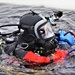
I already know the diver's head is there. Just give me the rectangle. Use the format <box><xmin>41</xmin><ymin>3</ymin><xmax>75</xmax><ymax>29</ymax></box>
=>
<box><xmin>19</xmin><ymin>12</ymin><xmax>55</xmax><ymax>41</ymax></box>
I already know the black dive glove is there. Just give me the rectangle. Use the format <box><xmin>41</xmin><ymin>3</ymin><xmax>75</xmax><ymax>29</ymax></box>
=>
<box><xmin>34</xmin><ymin>38</ymin><xmax>57</xmax><ymax>56</ymax></box>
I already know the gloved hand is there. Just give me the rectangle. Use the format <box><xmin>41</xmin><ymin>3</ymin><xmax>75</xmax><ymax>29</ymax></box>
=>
<box><xmin>34</xmin><ymin>38</ymin><xmax>57</xmax><ymax>56</ymax></box>
<box><xmin>58</xmin><ymin>30</ymin><xmax>75</xmax><ymax>46</ymax></box>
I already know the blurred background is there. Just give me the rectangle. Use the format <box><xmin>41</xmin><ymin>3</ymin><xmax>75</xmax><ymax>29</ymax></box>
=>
<box><xmin>0</xmin><ymin>0</ymin><xmax>75</xmax><ymax>10</ymax></box>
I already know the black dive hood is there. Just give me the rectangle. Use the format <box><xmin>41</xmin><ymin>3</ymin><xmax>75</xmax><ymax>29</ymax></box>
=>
<box><xmin>19</xmin><ymin>11</ymin><xmax>54</xmax><ymax>40</ymax></box>
<box><xmin>19</xmin><ymin>12</ymin><xmax>42</xmax><ymax>30</ymax></box>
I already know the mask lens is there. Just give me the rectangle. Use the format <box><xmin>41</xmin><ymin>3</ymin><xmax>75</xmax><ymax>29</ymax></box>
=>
<box><xmin>39</xmin><ymin>22</ymin><xmax>54</xmax><ymax>39</ymax></box>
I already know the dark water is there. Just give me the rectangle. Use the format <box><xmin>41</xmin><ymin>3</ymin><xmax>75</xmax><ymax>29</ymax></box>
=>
<box><xmin>0</xmin><ymin>3</ymin><xmax>75</xmax><ymax>75</ymax></box>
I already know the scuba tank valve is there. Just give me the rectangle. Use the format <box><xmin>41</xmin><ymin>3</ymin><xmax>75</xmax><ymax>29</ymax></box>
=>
<box><xmin>5</xmin><ymin>37</ymin><xmax>15</xmax><ymax>44</ymax></box>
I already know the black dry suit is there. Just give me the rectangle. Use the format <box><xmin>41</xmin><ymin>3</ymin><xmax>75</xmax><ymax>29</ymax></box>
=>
<box><xmin>4</xmin><ymin>12</ymin><xmax>58</xmax><ymax>59</ymax></box>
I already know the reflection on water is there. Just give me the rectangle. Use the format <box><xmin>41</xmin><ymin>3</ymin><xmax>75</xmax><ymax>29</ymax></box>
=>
<box><xmin>0</xmin><ymin>3</ymin><xmax>75</xmax><ymax>75</ymax></box>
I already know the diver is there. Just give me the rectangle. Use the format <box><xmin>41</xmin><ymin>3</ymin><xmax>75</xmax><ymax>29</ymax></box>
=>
<box><xmin>3</xmin><ymin>11</ymin><xmax>75</xmax><ymax>64</ymax></box>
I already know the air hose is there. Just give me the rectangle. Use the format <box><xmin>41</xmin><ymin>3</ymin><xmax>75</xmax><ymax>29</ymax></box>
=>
<box><xmin>65</xmin><ymin>48</ymin><xmax>75</xmax><ymax>59</ymax></box>
<box><xmin>0</xmin><ymin>24</ymin><xmax>20</xmax><ymax>36</ymax></box>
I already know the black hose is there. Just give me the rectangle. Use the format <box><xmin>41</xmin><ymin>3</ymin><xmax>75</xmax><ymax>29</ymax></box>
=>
<box><xmin>64</xmin><ymin>48</ymin><xmax>75</xmax><ymax>60</ymax></box>
<box><xmin>0</xmin><ymin>24</ymin><xmax>19</xmax><ymax>27</ymax></box>
<box><xmin>0</xmin><ymin>24</ymin><xmax>19</xmax><ymax>36</ymax></box>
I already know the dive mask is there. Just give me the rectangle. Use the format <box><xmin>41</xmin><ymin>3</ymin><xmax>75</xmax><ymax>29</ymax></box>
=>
<box><xmin>34</xmin><ymin>19</ymin><xmax>55</xmax><ymax>40</ymax></box>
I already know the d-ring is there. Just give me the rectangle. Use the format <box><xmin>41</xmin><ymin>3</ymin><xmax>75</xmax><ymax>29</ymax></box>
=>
<box><xmin>21</xmin><ymin>43</ymin><xmax>29</xmax><ymax>50</ymax></box>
